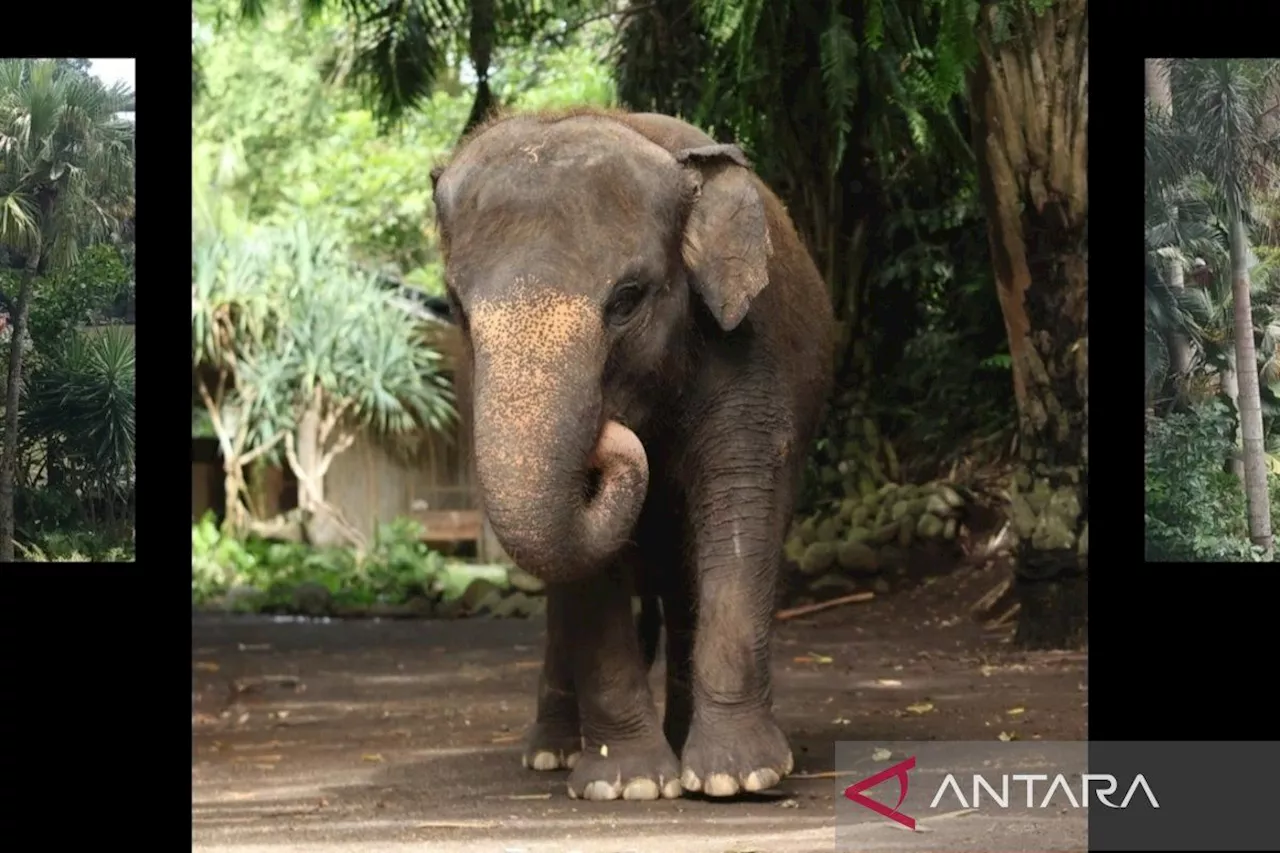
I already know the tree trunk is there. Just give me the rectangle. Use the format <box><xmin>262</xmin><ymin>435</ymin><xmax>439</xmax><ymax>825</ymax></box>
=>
<box><xmin>971</xmin><ymin>0</ymin><xmax>1088</xmax><ymax>648</ymax></box>
<box><xmin>1221</xmin><ymin>350</ymin><xmax>1245</xmax><ymax>481</ymax></box>
<box><xmin>289</xmin><ymin>400</ymin><xmax>345</xmax><ymax>547</ymax></box>
<box><xmin>1229</xmin><ymin>218</ymin><xmax>1273</xmax><ymax>555</ymax></box>
<box><xmin>0</xmin><ymin>250</ymin><xmax>37</xmax><ymax>561</ymax></box>
<box><xmin>1145</xmin><ymin>58</ymin><xmax>1193</xmax><ymax>380</ymax></box>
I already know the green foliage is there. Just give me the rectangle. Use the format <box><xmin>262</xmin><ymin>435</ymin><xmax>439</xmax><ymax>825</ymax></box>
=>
<box><xmin>193</xmin><ymin>0</ymin><xmax>615</xmax><ymax>293</ymax></box>
<box><xmin>191</xmin><ymin>213</ymin><xmax>456</xmax><ymax>458</ymax></box>
<box><xmin>191</xmin><ymin>511</ymin><xmax>500</xmax><ymax>608</ymax></box>
<box><xmin>24</xmin><ymin>326</ymin><xmax>135</xmax><ymax>484</ymax></box>
<box><xmin>15</xmin><ymin>529</ymin><xmax>134</xmax><ymax>562</ymax></box>
<box><xmin>22</xmin><ymin>245</ymin><xmax>132</xmax><ymax>345</ymax></box>
<box><xmin>1145</xmin><ymin>402</ymin><xmax>1266</xmax><ymax>560</ymax></box>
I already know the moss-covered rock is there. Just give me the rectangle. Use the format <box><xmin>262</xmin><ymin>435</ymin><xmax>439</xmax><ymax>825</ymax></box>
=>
<box><xmin>858</xmin><ymin>476</ymin><xmax>878</xmax><ymax>500</ymax></box>
<box><xmin>871</xmin><ymin>521</ymin><xmax>901</xmax><ymax>545</ymax></box>
<box><xmin>800</xmin><ymin>541</ymin><xmax>838</xmax><ymax>574</ymax></box>
<box><xmin>838</xmin><ymin>498</ymin><xmax>859</xmax><ymax>522</ymax></box>
<box><xmin>837</xmin><ymin>539</ymin><xmax>879</xmax><ymax>573</ymax></box>
<box><xmin>784</xmin><ymin>535</ymin><xmax>807</xmax><ymax>565</ymax></box>
<box><xmin>916</xmin><ymin>512</ymin><xmax>944</xmax><ymax>538</ymax></box>
<box><xmin>797</xmin><ymin>516</ymin><xmax>818</xmax><ymax>546</ymax></box>
<box><xmin>924</xmin><ymin>494</ymin><xmax>952</xmax><ymax>517</ymax></box>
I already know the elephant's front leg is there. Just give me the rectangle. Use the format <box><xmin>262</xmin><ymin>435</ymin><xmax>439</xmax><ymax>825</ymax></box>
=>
<box><xmin>522</xmin><ymin>585</ymin><xmax>581</xmax><ymax>771</ymax></box>
<box><xmin>678</xmin><ymin>419</ymin><xmax>796</xmax><ymax>797</ymax></box>
<box><xmin>562</xmin><ymin>566</ymin><xmax>682</xmax><ymax>801</ymax></box>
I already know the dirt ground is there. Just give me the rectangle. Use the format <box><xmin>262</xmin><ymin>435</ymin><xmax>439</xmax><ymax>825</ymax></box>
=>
<box><xmin>192</xmin><ymin>566</ymin><xmax>1087</xmax><ymax>852</ymax></box>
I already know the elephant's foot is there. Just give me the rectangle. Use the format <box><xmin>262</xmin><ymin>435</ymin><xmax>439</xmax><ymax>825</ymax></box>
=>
<box><xmin>679</xmin><ymin>709</ymin><xmax>794</xmax><ymax>796</ymax></box>
<box><xmin>522</xmin><ymin>718</ymin><xmax>582</xmax><ymax>771</ymax></box>
<box><xmin>567</xmin><ymin>734</ymin><xmax>682</xmax><ymax>801</ymax></box>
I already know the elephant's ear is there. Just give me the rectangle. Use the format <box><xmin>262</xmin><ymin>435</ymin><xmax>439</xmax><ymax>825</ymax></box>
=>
<box><xmin>675</xmin><ymin>144</ymin><xmax>772</xmax><ymax>332</ymax></box>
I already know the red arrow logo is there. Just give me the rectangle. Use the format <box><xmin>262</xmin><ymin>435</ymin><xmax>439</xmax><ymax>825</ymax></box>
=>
<box><xmin>843</xmin><ymin>755</ymin><xmax>916</xmax><ymax>830</ymax></box>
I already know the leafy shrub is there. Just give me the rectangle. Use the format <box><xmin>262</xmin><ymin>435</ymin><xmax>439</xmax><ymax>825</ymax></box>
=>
<box><xmin>191</xmin><ymin>512</ymin><xmax>502</xmax><ymax>610</ymax></box>
<box><xmin>1145</xmin><ymin>402</ymin><xmax>1266</xmax><ymax>560</ymax></box>
<box><xmin>15</xmin><ymin>529</ymin><xmax>134</xmax><ymax>562</ymax></box>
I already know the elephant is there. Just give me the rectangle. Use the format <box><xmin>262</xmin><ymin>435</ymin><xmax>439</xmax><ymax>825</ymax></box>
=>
<box><xmin>430</xmin><ymin>108</ymin><xmax>835</xmax><ymax>801</ymax></box>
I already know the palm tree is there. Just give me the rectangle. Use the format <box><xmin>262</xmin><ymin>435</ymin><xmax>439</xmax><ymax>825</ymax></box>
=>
<box><xmin>192</xmin><ymin>170</ymin><xmax>455</xmax><ymax>545</ymax></box>
<box><xmin>23</xmin><ymin>326</ymin><xmax>135</xmax><ymax>533</ymax></box>
<box><xmin>1166</xmin><ymin>58</ymin><xmax>1280</xmax><ymax>555</ymax></box>
<box><xmin>0</xmin><ymin>59</ymin><xmax>135</xmax><ymax>561</ymax></box>
<box><xmin>1146</xmin><ymin>59</ymin><xmax>1194</xmax><ymax>388</ymax></box>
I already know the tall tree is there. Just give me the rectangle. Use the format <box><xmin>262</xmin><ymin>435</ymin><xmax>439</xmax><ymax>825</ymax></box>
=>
<box><xmin>967</xmin><ymin>0</ymin><xmax>1087</xmax><ymax>645</ymax></box>
<box><xmin>1145</xmin><ymin>59</ymin><xmax>1194</xmax><ymax>387</ymax></box>
<box><xmin>0</xmin><ymin>59</ymin><xmax>135</xmax><ymax>561</ymax></box>
<box><xmin>1167</xmin><ymin>58</ymin><xmax>1280</xmax><ymax>557</ymax></box>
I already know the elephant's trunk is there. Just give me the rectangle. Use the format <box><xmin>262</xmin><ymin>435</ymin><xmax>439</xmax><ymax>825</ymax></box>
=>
<box><xmin>469</xmin><ymin>289</ymin><xmax>650</xmax><ymax>583</ymax></box>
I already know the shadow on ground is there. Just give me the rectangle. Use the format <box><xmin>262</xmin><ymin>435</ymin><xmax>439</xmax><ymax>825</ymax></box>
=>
<box><xmin>193</xmin><ymin>566</ymin><xmax>1086</xmax><ymax>852</ymax></box>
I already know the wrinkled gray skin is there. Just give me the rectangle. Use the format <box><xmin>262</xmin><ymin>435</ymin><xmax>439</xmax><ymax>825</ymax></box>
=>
<box><xmin>431</xmin><ymin>108</ymin><xmax>835</xmax><ymax>801</ymax></box>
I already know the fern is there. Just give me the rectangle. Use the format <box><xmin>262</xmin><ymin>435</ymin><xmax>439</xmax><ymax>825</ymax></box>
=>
<box><xmin>865</xmin><ymin>0</ymin><xmax>885</xmax><ymax>50</ymax></box>
<box><xmin>819</xmin><ymin>10</ymin><xmax>859</xmax><ymax>171</ymax></box>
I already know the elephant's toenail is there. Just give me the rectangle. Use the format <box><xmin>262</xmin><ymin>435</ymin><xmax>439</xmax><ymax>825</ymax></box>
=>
<box><xmin>744</xmin><ymin>769</ymin><xmax>780</xmax><ymax>791</ymax></box>
<box><xmin>564</xmin><ymin>751</ymin><xmax>580</xmax><ymax>769</ymax></box>
<box><xmin>661</xmin><ymin>778</ymin><xmax>683</xmax><ymax>799</ymax></box>
<box><xmin>583</xmin><ymin>780</ymin><xmax>621</xmax><ymax>800</ymax></box>
<box><xmin>530</xmin><ymin>751</ymin><xmax>561</xmax><ymax>771</ymax></box>
<box><xmin>680</xmin><ymin>767</ymin><xmax>702</xmax><ymax>792</ymax></box>
<box><xmin>622</xmin><ymin>778</ymin><xmax>660</xmax><ymax>800</ymax></box>
<box><xmin>704</xmin><ymin>773</ymin><xmax>740</xmax><ymax>797</ymax></box>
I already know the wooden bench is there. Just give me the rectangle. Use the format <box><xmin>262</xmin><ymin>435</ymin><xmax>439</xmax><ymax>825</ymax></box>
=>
<box><xmin>408</xmin><ymin>509</ymin><xmax>484</xmax><ymax>543</ymax></box>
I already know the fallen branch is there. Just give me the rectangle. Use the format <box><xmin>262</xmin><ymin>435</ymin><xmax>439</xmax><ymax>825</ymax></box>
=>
<box><xmin>971</xmin><ymin>576</ymin><xmax>1014</xmax><ymax>621</ymax></box>
<box><xmin>984</xmin><ymin>602</ymin><xmax>1021</xmax><ymax>629</ymax></box>
<box><xmin>789</xmin><ymin>770</ymin><xmax>860</xmax><ymax>780</ymax></box>
<box><xmin>776</xmin><ymin>591</ymin><xmax>874</xmax><ymax>621</ymax></box>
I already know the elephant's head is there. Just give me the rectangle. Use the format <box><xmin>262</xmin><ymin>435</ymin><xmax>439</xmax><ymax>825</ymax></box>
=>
<box><xmin>431</xmin><ymin>111</ymin><xmax>772</xmax><ymax>583</ymax></box>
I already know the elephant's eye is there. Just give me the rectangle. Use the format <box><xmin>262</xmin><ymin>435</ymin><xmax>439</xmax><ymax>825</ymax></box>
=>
<box><xmin>606</xmin><ymin>281</ymin><xmax>647</xmax><ymax>326</ymax></box>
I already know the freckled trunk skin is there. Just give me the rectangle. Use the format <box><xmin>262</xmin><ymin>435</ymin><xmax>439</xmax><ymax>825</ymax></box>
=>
<box><xmin>468</xmin><ymin>320</ymin><xmax>649</xmax><ymax>583</ymax></box>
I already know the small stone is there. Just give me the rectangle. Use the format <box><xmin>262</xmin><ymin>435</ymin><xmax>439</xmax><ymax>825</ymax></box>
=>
<box><xmin>473</xmin><ymin>588</ymin><xmax>505</xmax><ymax>615</ymax></box>
<box><xmin>223</xmin><ymin>584</ymin><xmax>265</xmax><ymax>613</ymax></box>
<box><xmin>291</xmin><ymin>581</ymin><xmax>331</xmax><ymax>617</ymax></box>
<box><xmin>461</xmin><ymin>578</ymin><xmax>502</xmax><ymax>611</ymax></box>
<box><xmin>936</xmin><ymin>484</ymin><xmax>965</xmax><ymax>508</ymax></box>
<box><xmin>924</xmin><ymin>495</ymin><xmax>951</xmax><ymax>517</ymax></box>
<box><xmin>507</xmin><ymin>566</ymin><xmax>545</xmax><ymax>594</ymax></box>
<box><xmin>916</xmin><ymin>513</ymin><xmax>944</xmax><ymax>538</ymax></box>
<box><xmin>871</xmin><ymin>521</ymin><xmax>900</xmax><ymax>545</ymax></box>
<box><xmin>809</xmin><ymin>573</ymin><xmax>859</xmax><ymax>593</ymax></box>
<box><xmin>800</xmin><ymin>541</ymin><xmax>838</xmax><ymax>575</ymax></box>
<box><xmin>836</xmin><ymin>539</ymin><xmax>879</xmax><ymax>573</ymax></box>
<box><xmin>489</xmin><ymin>591</ymin><xmax>532</xmax><ymax>618</ymax></box>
